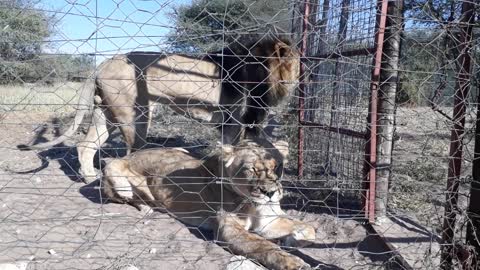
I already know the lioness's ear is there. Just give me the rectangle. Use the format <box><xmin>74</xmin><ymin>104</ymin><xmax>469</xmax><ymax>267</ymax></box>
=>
<box><xmin>273</xmin><ymin>140</ymin><xmax>289</xmax><ymax>161</ymax></box>
<box><xmin>221</xmin><ymin>144</ymin><xmax>236</xmax><ymax>168</ymax></box>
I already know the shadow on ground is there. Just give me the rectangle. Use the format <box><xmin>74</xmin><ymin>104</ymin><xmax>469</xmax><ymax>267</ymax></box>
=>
<box><xmin>15</xmin><ymin>114</ymin><xmax>213</xmax><ymax>183</ymax></box>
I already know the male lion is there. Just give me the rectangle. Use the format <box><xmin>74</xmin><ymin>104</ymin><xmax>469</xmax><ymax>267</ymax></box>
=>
<box><xmin>102</xmin><ymin>139</ymin><xmax>315</xmax><ymax>270</ymax></box>
<box><xmin>22</xmin><ymin>37</ymin><xmax>300</xmax><ymax>183</ymax></box>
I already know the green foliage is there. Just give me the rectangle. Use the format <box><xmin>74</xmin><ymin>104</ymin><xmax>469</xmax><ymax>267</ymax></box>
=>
<box><xmin>0</xmin><ymin>0</ymin><xmax>50</xmax><ymax>83</ymax></box>
<box><xmin>397</xmin><ymin>30</ymin><xmax>455</xmax><ymax>106</ymax></box>
<box><xmin>0</xmin><ymin>54</ymin><xmax>94</xmax><ymax>84</ymax></box>
<box><xmin>404</xmin><ymin>0</ymin><xmax>460</xmax><ymax>25</ymax></box>
<box><xmin>168</xmin><ymin>0</ymin><xmax>290</xmax><ymax>52</ymax></box>
<box><xmin>0</xmin><ymin>1</ymin><xmax>94</xmax><ymax>84</ymax></box>
<box><xmin>0</xmin><ymin>1</ymin><xmax>50</xmax><ymax>61</ymax></box>
<box><xmin>49</xmin><ymin>54</ymin><xmax>95</xmax><ymax>82</ymax></box>
<box><xmin>399</xmin><ymin>0</ymin><xmax>467</xmax><ymax>106</ymax></box>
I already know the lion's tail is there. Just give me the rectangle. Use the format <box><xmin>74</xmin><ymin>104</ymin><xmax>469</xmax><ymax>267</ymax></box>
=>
<box><xmin>20</xmin><ymin>82</ymin><xmax>96</xmax><ymax>150</ymax></box>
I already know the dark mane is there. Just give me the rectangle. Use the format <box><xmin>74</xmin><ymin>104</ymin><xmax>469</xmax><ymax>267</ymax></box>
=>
<box><xmin>127</xmin><ymin>35</ymin><xmax>297</xmax><ymax>145</ymax></box>
<box><xmin>208</xmin><ymin>35</ymin><xmax>294</xmax><ymax>59</ymax></box>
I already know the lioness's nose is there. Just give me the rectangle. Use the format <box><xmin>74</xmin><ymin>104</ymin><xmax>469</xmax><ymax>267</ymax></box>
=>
<box><xmin>265</xmin><ymin>191</ymin><xmax>276</xmax><ymax>199</ymax></box>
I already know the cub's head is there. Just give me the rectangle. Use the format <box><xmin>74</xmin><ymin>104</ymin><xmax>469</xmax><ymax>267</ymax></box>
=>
<box><xmin>208</xmin><ymin>139</ymin><xmax>289</xmax><ymax>203</ymax></box>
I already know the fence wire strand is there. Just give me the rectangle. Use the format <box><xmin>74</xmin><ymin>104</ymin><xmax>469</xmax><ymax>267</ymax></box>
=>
<box><xmin>1</xmin><ymin>0</ymin><xmax>480</xmax><ymax>269</ymax></box>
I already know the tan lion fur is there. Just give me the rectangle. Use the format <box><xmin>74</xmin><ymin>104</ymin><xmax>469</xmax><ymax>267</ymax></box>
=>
<box><xmin>24</xmin><ymin>37</ymin><xmax>300</xmax><ymax>183</ymax></box>
<box><xmin>101</xmin><ymin>140</ymin><xmax>315</xmax><ymax>270</ymax></box>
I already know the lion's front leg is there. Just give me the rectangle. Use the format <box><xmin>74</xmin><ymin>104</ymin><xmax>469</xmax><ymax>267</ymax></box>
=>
<box><xmin>102</xmin><ymin>159</ymin><xmax>154</xmax><ymax>212</ymax></box>
<box><xmin>256</xmin><ymin>217</ymin><xmax>316</xmax><ymax>248</ymax></box>
<box><xmin>216</xmin><ymin>214</ymin><xmax>311</xmax><ymax>270</ymax></box>
<box><xmin>251</xmin><ymin>204</ymin><xmax>316</xmax><ymax>248</ymax></box>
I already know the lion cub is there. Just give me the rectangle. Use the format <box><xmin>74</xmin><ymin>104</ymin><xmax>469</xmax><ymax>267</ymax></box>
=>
<box><xmin>101</xmin><ymin>139</ymin><xmax>315</xmax><ymax>270</ymax></box>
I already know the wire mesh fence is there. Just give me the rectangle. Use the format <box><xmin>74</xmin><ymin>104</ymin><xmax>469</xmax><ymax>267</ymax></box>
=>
<box><xmin>387</xmin><ymin>1</ymin><xmax>479</xmax><ymax>269</ymax></box>
<box><xmin>1</xmin><ymin>0</ymin><xmax>480</xmax><ymax>269</ymax></box>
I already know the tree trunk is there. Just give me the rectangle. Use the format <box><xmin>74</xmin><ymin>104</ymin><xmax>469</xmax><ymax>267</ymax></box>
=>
<box><xmin>374</xmin><ymin>0</ymin><xmax>403</xmax><ymax>219</ymax></box>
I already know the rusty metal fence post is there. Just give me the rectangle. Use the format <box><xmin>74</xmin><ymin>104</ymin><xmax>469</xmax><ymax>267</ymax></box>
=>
<box><xmin>297</xmin><ymin>0</ymin><xmax>310</xmax><ymax>179</ymax></box>
<box><xmin>364</xmin><ymin>0</ymin><xmax>389</xmax><ymax>223</ymax></box>
<box><xmin>440</xmin><ymin>1</ymin><xmax>475</xmax><ymax>268</ymax></box>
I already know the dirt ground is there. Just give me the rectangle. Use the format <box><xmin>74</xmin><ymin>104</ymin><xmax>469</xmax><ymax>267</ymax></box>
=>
<box><xmin>390</xmin><ymin>106</ymin><xmax>474</xmax><ymax>236</ymax></box>
<box><xmin>0</xmin><ymin>111</ymin><xmax>391</xmax><ymax>270</ymax></box>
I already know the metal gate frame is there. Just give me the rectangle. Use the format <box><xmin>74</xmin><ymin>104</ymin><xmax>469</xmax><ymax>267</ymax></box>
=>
<box><xmin>297</xmin><ymin>0</ymin><xmax>390</xmax><ymax>223</ymax></box>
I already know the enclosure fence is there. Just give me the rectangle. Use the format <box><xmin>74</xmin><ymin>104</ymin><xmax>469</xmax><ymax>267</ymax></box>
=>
<box><xmin>1</xmin><ymin>0</ymin><xmax>480</xmax><ymax>269</ymax></box>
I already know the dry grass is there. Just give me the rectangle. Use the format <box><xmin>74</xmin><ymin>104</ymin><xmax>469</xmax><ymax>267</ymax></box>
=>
<box><xmin>0</xmin><ymin>82</ymin><xmax>87</xmax><ymax>113</ymax></box>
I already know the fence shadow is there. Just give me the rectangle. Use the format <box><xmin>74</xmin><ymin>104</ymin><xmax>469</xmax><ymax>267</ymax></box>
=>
<box><xmin>15</xmin><ymin>113</ymin><xmax>215</xmax><ymax>182</ymax></box>
<box><xmin>15</xmin><ymin>117</ymin><xmax>84</xmax><ymax>182</ymax></box>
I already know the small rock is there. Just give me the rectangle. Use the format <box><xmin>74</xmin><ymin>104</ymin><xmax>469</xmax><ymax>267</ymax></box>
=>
<box><xmin>226</xmin><ymin>256</ymin><xmax>266</xmax><ymax>270</ymax></box>
<box><xmin>34</xmin><ymin>177</ymin><xmax>42</xmax><ymax>183</ymax></box>
<box><xmin>0</xmin><ymin>261</ymin><xmax>29</xmax><ymax>270</ymax></box>
<box><xmin>118</xmin><ymin>265</ymin><xmax>139</xmax><ymax>270</ymax></box>
<box><xmin>149</xmin><ymin>248</ymin><xmax>157</xmax><ymax>254</ymax></box>
<box><xmin>47</xmin><ymin>249</ymin><xmax>56</xmax><ymax>255</ymax></box>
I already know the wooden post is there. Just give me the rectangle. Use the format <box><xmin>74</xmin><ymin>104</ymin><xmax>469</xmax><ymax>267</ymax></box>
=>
<box><xmin>440</xmin><ymin>1</ymin><xmax>475</xmax><ymax>268</ymax></box>
<box><xmin>374</xmin><ymin>0</ymin><xmax>403</xmax><ymax>219</ymax></box>
<box><xmin>297</xmin><ymin>0</ymin><xmax>310</xmax><ymax>179</ymax></box>
<box><xmin>466</xmin><ymin>71</ymin><xmax>480</xmax><ymax>269</ymax></box>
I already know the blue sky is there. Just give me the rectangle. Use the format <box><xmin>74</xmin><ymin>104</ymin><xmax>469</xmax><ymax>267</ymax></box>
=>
<box><xmin>38</xmin><ymin>0</ymin><xmax>191</xmax><ymax>61</ymax></box>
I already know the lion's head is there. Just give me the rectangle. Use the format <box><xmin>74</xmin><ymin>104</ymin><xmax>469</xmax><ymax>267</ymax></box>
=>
<box><xmin>223</xmin><ymin>36</ymin><xmax>300</xmax><ymax>106</ymax></box>
<box><xmin>248</xmin><ymin>37</ymin><xmax>300</xmax><ymax>105</ymax></box>
<box><xmin>265</xmin><ymin>38</ymin><xmax>301</xmax><ymax>103</ymax></box>
<box><xmin>205</xmin><ymin>139</ymin><xmax>288</xmax><ymax>204</ymax></box>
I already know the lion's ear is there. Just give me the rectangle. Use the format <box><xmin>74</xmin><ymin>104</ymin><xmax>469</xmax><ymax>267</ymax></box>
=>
<box><xmin>274</xmin><ymin>41</ymin><xmax>292</xmax><ymax>60</ymax></box>
<box><xmin>273</xmin><ymin>140</ymin><xmax>289</xmax><ymax>163</ymax></box>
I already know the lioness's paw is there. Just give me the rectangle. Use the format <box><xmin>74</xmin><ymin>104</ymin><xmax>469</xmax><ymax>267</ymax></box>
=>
<box><xmin>284</xmin><ymin>257</ymin><xmax>311</xmax><ymax>270</ymax></box>
<box><xmin>82</xmin><ymin>175</ymin><xmax>98</xmax><ymax>184</ymax></box>
<box><xmin>79</xmin><ymin>167</ymin><xmax>99</xmax><ymax>184</ymax></box>
<box><xmin>283</xmin><ymin>224</ymin><xmax>316</xmax><ymax>247</ymax></box>
<box><xmin>138</xmin><ymin>205</ymin><xmax>154</xmax><ymax>216</ymax></box>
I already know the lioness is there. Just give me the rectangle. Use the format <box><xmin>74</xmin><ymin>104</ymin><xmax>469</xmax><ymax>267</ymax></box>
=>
<box><xmin>102</xmin><ymin>139</ymin><xmax>315</xmax><ymax>270</ymax></box>
<box><xmin>23</xmin><ymin>37</ymin><xmax>300</xmax><ymax>183</ymax></box>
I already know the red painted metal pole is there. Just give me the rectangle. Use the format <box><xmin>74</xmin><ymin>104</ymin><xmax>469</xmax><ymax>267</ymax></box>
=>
<box><xmin>297</xmin><ymin>0</ymin><xmax>310</xmax><ymax>180</ymax></box>
<box><xmin>364</xmin><ymin>0</ymin><xmax>389</xmax><ymax>223</ymax></box>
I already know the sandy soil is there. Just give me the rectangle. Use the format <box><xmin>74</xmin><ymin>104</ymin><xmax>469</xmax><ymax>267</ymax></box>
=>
<box><xmin>0</xmin><ymin>112</ymin><xmax>384</xmax><ymax>270</ymax></box>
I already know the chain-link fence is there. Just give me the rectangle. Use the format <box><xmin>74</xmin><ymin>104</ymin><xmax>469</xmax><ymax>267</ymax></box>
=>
<box><xmin>2</xmin><ymin>0</ymin><xmax>480</xmax><ymax>269</ymax></box>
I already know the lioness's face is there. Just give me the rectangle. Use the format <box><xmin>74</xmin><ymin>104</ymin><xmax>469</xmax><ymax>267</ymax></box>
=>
<box><xmin>247</xmin><ymin>158</ymin><xmax>284</xmax><ymax>203</ymax></box>
<box><xmin>223</xmin><ymin>147</ymin><xmax>284</xmax><ymax>203</ymax></box>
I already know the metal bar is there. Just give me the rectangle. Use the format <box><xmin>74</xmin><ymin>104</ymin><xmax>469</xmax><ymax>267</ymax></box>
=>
<box><xmin>440</xmin><ymin>1</ymin><xmax>475</xmax><ymax>268</ymax></box>
<box><xmin>297</xmin><ymin>0</ymin><xmax>310</xmax><ymax>179</ymax></box>
<box><xmin>311</xmin><ymin>47</ymin><xmax>376</xmax><ymax>59</ymax></box>
<box><xmin>363</xmin><ymin>0</ymin><xmax>389</xmax><ymax>223</ymax></box>
<box><xmin>300</xmin><ymin>121</ymin><xmax>365</xmax><ymax>138</ymax></box>
<box><xmin>324</xmin><ymin>0</ymin><xmax>351</xmax><ymax>176</ymax></box>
